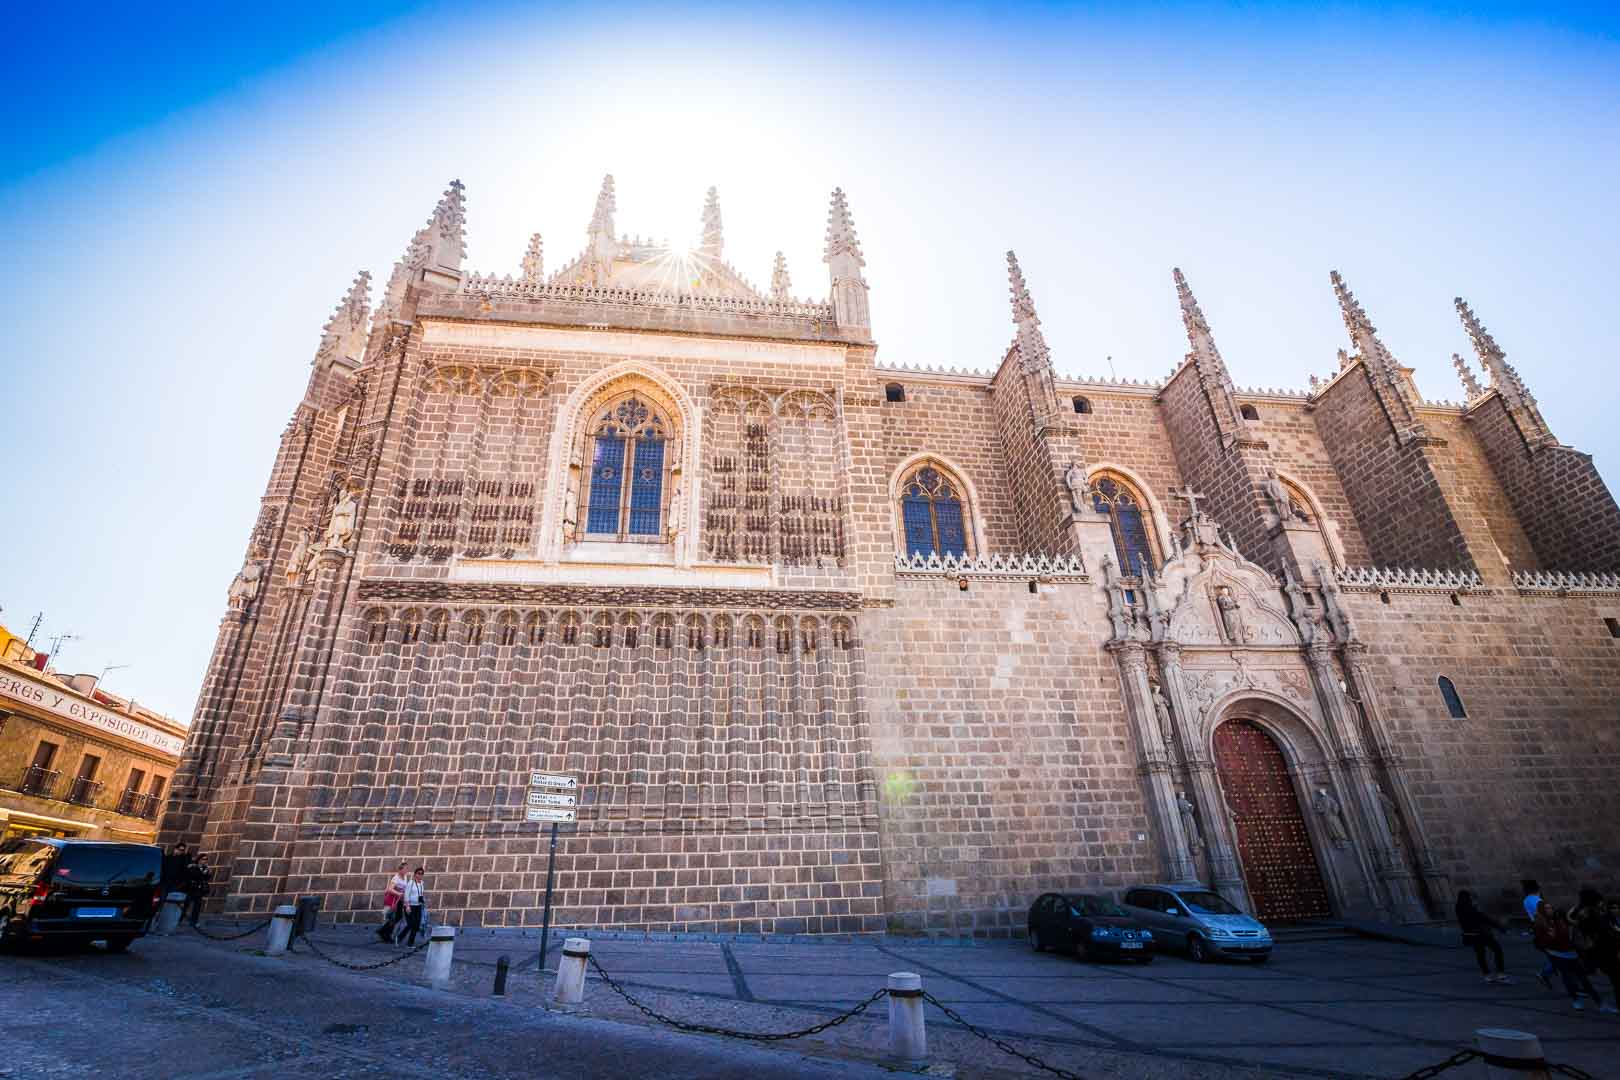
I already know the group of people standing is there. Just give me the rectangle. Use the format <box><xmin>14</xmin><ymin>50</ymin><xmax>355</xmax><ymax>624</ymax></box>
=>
<box><xmin>375</xmin><ymin>863</ymin><xmax>429</xmax><ymax>946</ymax></box>
<box><xmin>160</xmin><ymin>842</ymin><xmax>213</xmax><ymax>927</ymax></box>
<box><xmin>1455</xmin><ymin>879</ymin><xmax>1620</xmax><ymax>1015</ymax></box>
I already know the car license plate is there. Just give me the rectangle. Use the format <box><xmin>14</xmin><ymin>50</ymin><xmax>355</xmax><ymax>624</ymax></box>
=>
<box><xmin>75</xmin><ymin>907</ymin><xmax>118</xmax><ymax>919</ymax></box>
<box><xmin>1120</xmin><ymin>941</ymin><xmax>1143</xmax><ymax>949</ymax></box>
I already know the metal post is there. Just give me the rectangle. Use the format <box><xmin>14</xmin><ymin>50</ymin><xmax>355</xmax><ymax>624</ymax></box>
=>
<box><xmin>493</xmin><ymin>955</ymin><xmax>510</xmax><ymax>996</ymax></box>
<box><xmin>537</xmin><ymin>822</ymin><xmax>559</xmax><ymax>973</ymax></box>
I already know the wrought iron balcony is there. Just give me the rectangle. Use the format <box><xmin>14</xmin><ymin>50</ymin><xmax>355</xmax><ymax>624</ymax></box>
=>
<box><xmin>118</xmin><ymin>790</ymin><xmax>156</xmax><ymax>818</ymax></box>
<box><xmin>19</xmin><ymin>765</ymin><xmax>59</xmax><ymax>796</ymax></box>
<box><xmin>67</xmin><ymin>777</ymin><xmax>102</xmax><ymax>806</ymax></box>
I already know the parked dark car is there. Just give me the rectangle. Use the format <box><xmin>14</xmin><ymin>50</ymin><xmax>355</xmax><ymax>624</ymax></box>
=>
<box><xmin>0</xmin><ymin>837</ymin><xmax>162</xmax><ymax>952</ymax></box>
<box><xmin>1028</xmin><ymin>892</ymin><xmax>1155</xmax><ymax>962</ymax></box>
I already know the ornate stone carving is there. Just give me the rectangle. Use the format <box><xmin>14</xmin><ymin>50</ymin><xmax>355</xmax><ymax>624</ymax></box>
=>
<box><xmin>285</xmin><ymin>528</ymin><xmax>315</xmax><ymax>586</ymax></box>
<box><xmin>1065</xmin><ymin>459</ymin><xmax>1089</xmax><ymax>516</ymax></box>
<box><xmin>1150</xmin><ymin>681</ymin><xmax>1175</xmax><ymax>748</ymax></box>
<box><xmin>1176</xmin><ymin>790</ymin><xmax>1204</xmax><ymax>853</ymax></box>
<box><xmin>1216</xmin><ymin>586</ymin><xmax>1246</xmax><ymax>644</ymax></box>
<box><xmin>324</xmin><ymin>486</ymin><xmax>361</xmax><ymax>551</ymax></box>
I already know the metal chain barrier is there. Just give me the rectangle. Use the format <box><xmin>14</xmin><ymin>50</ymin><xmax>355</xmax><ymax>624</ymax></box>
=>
<box><xmin>586</xmin><ymin>953</ymin><xmax>886</xmax><ymax>1042</ymax></box>
<box><xmin>1398</xmin><ymin>1049</ymin><xmax>1597</xmax><ymax>1080</ymax></box>
<box><xmin>290</xmin><ymin>928</ymin><xmax>431</xmax><ymax>971</ymax></box>
<box><xmin>920</xmin><ymin>990</ymin><xmax>1088</xmax><ymax>1080</ymax></box>
<box><xmin>186</xmin><ymin>919</ymin><xmax>271</xmax><ymax>942</ymax></box>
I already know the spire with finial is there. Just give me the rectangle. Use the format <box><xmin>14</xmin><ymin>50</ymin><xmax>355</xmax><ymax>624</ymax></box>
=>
<box><xmin>521</xmin><ymin>233</ymin><xmax>544</xmax><ymax>285</ymax></box>
<box><xmin>431</xmin><ymin>179</ymin><xmax>467</xmax><ymax>271</ymax></box>
<box><xmin>700</xmin><ymin>186</ymin><xmax>723</xmax><ymax>259</ymax></box>
<box><xmin>1330</xmin><ymin>271</ymin><xmax>1428</xmax><ymax>441</ymax></box>
<box><xmin>1006</xmin><ymin>251</ymin><xmax>1059</xmax><ymax>419</ymax></box>
<box><xmin>1454</xmin><ymin>296</ymin><xmax>1530</xmax><ymax>404</ymax></box>
<box><xmin>315</xmin><ymin>271</ymin><xmax>372</xmax><ymax>366</ymax></box>
<box><xmin>1452</xmin><ymin>352</ymin><xmax>1484</xmax><ymax>399</ymax></box>
<box><xmin>589</xmin><ymin>174</ymin><xmax>616</xmax><ymax>240</ymax></box>
<box><xmin>1172</xmin><ymin>267</ymin><xmax>1247</xmax><ymax>437</ymax></box>
<box><xmin>823</xmin><ymin>188</ymin><xmax>869</xmax><ymax>328</ymax></box>
<box><xmin>379</xmin><ymin>180</ymin><xmax>468</xmax><ymax>317</ymax></box>
<box><xmin>770</xmin><ymin>251</ymin><xmax>792</xmax><ymax>301</ymax></box>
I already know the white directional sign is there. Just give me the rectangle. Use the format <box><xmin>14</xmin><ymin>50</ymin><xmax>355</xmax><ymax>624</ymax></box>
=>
<box><xmin>525</xmin><ymin>806</ymin><xmax>577</xmax><ymax>823</ymax></box>
<box><xmin>526</xmin><ymin>791</ymin><xmax>576</xmax><ymax>808</ymax></box>
<box><xmin>529</xmin><ymin>772</ymin><xmax>578</xmax><ymax>789</ymax></box>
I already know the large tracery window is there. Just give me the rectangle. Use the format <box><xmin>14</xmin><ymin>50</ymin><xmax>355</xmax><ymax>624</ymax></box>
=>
<box><xmin>900</xmin><ymin>465</ymin><xmax>969</xmax><ymax>558</ymax></box>
<box><xmin>580</xmin><ymin>394</ymin><xmax>670</xmax><ymax>542</ymax></box>
<box><xmin>1090</xmin><ymin>473</ymin><xmax>1159</xmax><ymax>577</ymax></box>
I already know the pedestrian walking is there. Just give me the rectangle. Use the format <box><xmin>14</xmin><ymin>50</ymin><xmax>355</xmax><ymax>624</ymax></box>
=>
<box><xmin>375</xmin><ymin>862</ymin><xmax>410</xmax><ymax>944</ymax></box>
<box><xmin>1523</xmin><ymin>879</ymin><xmax>1557</xmax><ymax>989</ymax></box>
<box><xmin>162</xmin><ymin>842</ymin><xmax>192</xmax><ymax>896</ymax></box>
<box><xmin>1456</xmin><ymin>890</ymin><xmax>1512</xmax><ymax>984</ymax></box>
<box><xmin>182</xmin><ymin>853</ymin><xmax>212</xmax><ymax>927</ymax></box>
<box><xmin>1535</xmin><ymin>902</ymin><xmax>1612</xmax><ymax>1012</ymax></box>
<box><xmin>1572</xmin><ymin>888</ymin><xmax>1620</xmax><ymax>1001</ymax></box>
<box><xmin>399</xmin><ymin>867</ymin><xmax>427</xmax><ymax>947</ymax></box>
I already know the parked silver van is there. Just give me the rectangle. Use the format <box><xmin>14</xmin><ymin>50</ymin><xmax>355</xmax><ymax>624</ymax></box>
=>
<box><xmin>1121</xmin><ymin>884</ymin><xmax>1273</xmax><ymax>963</ymax></box>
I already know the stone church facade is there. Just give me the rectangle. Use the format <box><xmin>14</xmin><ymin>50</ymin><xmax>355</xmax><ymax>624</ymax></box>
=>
<box><xmin>161</xmin><ymin>177</ymin><xmax>1620</xmax><ymax>934</ymax></box>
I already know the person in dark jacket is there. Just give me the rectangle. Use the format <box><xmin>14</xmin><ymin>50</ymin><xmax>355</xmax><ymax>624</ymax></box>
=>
<box><xmin>182</xmin><ymin>853</ymin><xmax>212</xmax><ymax>926</ymax></box>
<box><xmin>1572</xmin><ymin>888</ymin><xmax>1620</xmax><ymax>1001</ymax></box>
<box><xmin>161</xmin><ymin>842</ymin><xmax>191</xmax><ymax>895</ymax></box>
<box><xmin>1456</xmin><ymin>890</ymin><xmax>1511</xmax><ymax>984</ymax></box>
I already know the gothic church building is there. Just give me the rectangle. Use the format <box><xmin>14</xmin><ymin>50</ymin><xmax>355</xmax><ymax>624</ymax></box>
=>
<box><xmin>163</xmin><ymin>177</ymin><xmax>1620</xmax><ymax>933</ymax></box>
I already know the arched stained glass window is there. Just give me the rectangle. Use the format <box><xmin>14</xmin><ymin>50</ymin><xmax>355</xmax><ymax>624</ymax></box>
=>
<box><xmin>580</xmin><ymin>394</ymin><xmax>670</xmax><ymax>542</ymax></box>
<box><xmin>901</xmin><ymin>465</ymin><xmax>968</xmax><ymax>558</ymax></box>
<box><xmin>1438</xmin><ymin>676</ymin><xmax>1467</xmax><ymax>719</ymax></box>
<box><xmin>1090</xmin><ymin>473</ymin><xmax>1159</xmax><ymax>577</ymax></box>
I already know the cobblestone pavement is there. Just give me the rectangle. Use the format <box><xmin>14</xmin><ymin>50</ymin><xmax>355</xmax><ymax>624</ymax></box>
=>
<box><xmin>4</xmin><ymin>924</ymin><xmax>1617</xmax><ymax>1079</ymax></box>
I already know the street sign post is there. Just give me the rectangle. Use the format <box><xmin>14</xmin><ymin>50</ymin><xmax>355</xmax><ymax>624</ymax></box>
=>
<box><xmin>525</xmin><ymin>771</ymin><xmax>580</xmax><ymax>975</ymax></box>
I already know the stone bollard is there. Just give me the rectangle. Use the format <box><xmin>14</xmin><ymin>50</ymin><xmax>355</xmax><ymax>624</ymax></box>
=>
<box><xmin>154</xmin><ymin>892</ymin><xmax>187</xmax><ymax>935</ymax></box>
<box><xmin>551</xmin><ymin>937</ymin><xmax>591</xmax><ymax>1006</ymax></box>
<box><xmin>265</xmin><ymin>905</ymin><xmax>297</xmax><ymax>956</ymax></box>
<box><xmin>1474</xmin><ymin>1028</ymin><xmax>1549</xmax><ymax>1079</ymax></box>
<box><xmin>887</xmin><ymin>971</ymin><xmax>927</xmax><ymax>1062</ymax></box>
<box><xmin>424</xmin><ymin>926</ymin><xmax>456</xmax><ymax>990</ymax></box>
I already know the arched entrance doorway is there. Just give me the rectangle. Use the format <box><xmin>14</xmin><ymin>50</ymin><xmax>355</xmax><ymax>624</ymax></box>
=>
<box><xmin>1213</xmin><ymin>718</ymin><xmax>1332</xmax><ymax>921</ymax></box>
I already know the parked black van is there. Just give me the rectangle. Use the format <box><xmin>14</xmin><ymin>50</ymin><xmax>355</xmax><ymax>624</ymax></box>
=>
<box><xmin>0</xmin><ymin>837</ymin><xmax>163</xmax><ymax>951</ymax></box>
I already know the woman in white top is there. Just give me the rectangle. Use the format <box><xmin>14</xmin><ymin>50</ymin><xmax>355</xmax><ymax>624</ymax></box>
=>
<box><xmin>399</xmin><ymin>867</ymin><xmax>428</xmax><ymax>946</ymax></box>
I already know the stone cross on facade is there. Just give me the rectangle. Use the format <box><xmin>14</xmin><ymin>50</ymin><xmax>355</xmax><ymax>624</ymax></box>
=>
<box><xmin>1171</xmin><ymin>487</ymin><xmax>1206</xmax><ymax>521</ymax></box>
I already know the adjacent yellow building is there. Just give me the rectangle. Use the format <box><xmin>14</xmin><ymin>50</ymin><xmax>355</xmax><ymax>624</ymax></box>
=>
<box><xmin>0</xmin><ymin>651</ymin><xmax>186</xmax><ymax>844</ymax></box>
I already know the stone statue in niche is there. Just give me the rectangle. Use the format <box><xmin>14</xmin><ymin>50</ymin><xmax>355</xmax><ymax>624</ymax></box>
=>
<box><xmin>1176</xmin><ymin>791</ymin><xmax>1204</xmax><ymax>853</ymax></box>
<box><xmin>227</xmin><ymin>557</ymin><xmax>265</xmax><ymax>612</ymax></box>
<box><xmin>324</xmin><ymin>485</ymin><xmax>361</xmax><ymax>551</ymax></box>
<box><xmin>284</xmin><ymin>529</ymin><xmax>313</xmax><ymax>586</ymax></box>
<box><xmin>1281</xmin><ymin>572</ymin><xmax>1314</xmax><ymax>643</ymax></box>
<box><xmin>1312</xmin><ymin>787</ymin><xmax>1352</xmax><ymax>848</ymax></box>
<box><xmin>1263</xmin><ymin>469</ymin><xmax>1293</xmax><ymax>524</ymax></box>
<box><xmin>1216</xmin><ymin>586</ymin><xmax>1247</xmax><ymax>644</ymax></box>
<box><xmin>1102</xmin><ymin>556</ymin><xmax>1131</xmax><ymax>641</ymax></box>
<box><xmin>1150</xmin><ymin>681</ymin><xmax>1175</xmax><ymax>749</ymax></box>
<box><xmin>1065</xmin><ymin>460</ymin><xmax>1090</xmax><ymax>516</ymax></box>
<box><xmin>1376</xmin><ymin>784</ymin><xmax>1404</xmax><ymax>848</ymax></box>
<box><xmin>666</xmin><ymin>482</ymin><xmax>686</xmax><ymax>543</ymax></box>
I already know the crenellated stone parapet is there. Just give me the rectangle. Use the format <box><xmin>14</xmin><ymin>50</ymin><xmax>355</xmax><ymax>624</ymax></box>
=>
<box><xmin>1511</xmin><ymin>569</ymin><xmax>1620</xmax><ymax>596</ymax></box>
<box><xmin>892</xmin><ymin>551</ymin><xmax>1089</xmax><ymax>581</ymax></box>
<box><xmin>459</xmin><ymin>274</ymin><xmax>835</xmax><ymax>321</ymax></box>
<box><xmin>1334</xmin><ymin>565</ymin><xmax>1485</xmax><ymax>594</ymax></box>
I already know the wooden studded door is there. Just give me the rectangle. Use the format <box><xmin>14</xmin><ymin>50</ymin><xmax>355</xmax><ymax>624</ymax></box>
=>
<box><xmin>1213</xmin><ymin>719</ymin><xmax>1332</xmax><ymax>921</ymax></box>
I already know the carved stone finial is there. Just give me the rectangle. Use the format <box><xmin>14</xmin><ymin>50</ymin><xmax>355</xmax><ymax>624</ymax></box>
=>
<box><xmin>770</xmin><ymin>251</ymin><xmax>792</xmax><ymax>301</ymax></box>
<box><xmin>431</xmin><ymin>179</ymin><xmax>467</xmax><ymax>271</ymax></box>
<box><xmin>1455</xmin><ymin>296</ymin><xmax>1534</xmax><ymax>409</ymax></box>
<box><xmin>700</xmin><ymin>186</ymin><xmax>723</xmax><ymax>259</ymax></box>
<box><xmin>823</xmin><ymin>187</ymin><xmax>864</xmax><ymax>266</ymax></box>
<box><xmin>824</xmin><ymin>188</ymin><xmax>869</xmax><ymax>328</ymax></box>
<box><xmin>315</xmin><ymin>271</ymin><xmax>372</xmax><ymax>366</ymax></box>
<box><xmin>589</xmin><ymin>174</ymin><xmax>617</xmax><ymax>239</ymax></box>
<box><xmin>1005</xmin><ymin>252</ymin><xmax>1059</xmax><ymax>417</ymax></box>
<box><xmin>521</xmin><ymin>233</ymin><xmax>544</xmax><ymax>284</ymax></box>
<box><xmin>1331</xmin><ymin>271</ymin><xmax>1428</xmax><ymax>439</ymax></box>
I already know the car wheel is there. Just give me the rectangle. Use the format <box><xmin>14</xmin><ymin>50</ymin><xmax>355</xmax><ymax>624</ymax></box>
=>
<box><xmin>1028</xmin><ymin>927</ymin><xmax>1044</xmax><ymax>952</ymax></box>
<box><xmin>104</xmin><ymin>936</ymin><xmax>134</xmax><ymax>954</ymax></box>
<box><xmin>1188</xmin><ymin>934</ymin><xmax>1212</xmax><ymax>963</ymax></box>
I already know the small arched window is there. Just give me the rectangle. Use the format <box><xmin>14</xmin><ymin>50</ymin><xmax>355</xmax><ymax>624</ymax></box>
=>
<box><xmin>497</xmin><ymin>613</ymin><xmax>518</xmax><ymax>647</ymax></box>
<box><xmin>885</xmin><ymin>383</ymin><xmax>906</xmax><ymax>403</ymax></box>
<box><xmin>525</xmin><ymin>612</ymin><xmax>546</xmax><ymax>646</ymax></box>
<box><xmin>1090</xmin><ymin>473</ymin><xmax>1159</xmax><ymax>577</ymax></box>
<box><xmin>464</xmin><ymin>611</ymin><xmax>485</xmax><ymax>646</ymax></box>
<box><xmin>365</xmin><ymin>609</ymin><xmax>389</xmax><ymax>645</ymax></box>
<box><xmin>1072</xmin><ymin>396</ymin><xmax>1092</xmax><ymax>415</ymax></box>
<box><xmin>1438</xmin><ymin>676</ymin><xmax>1467</xmax><ymax>719</ymax></box>
<box><xmin>559</xmin><ymin>613</ymin><xmax>580</xmax><ymax>646</ymax></box>
<box><xmin>1240</xmin><ymin>403</ymin><xmax>1260</xmax><ymax>421</ymax></box>
<box><xmin>401</xmin><ymin>609</ymin><xmax>423</xmax><ymax>645</ymax></box>
<box><xmin>426</xmin><ymin>609</ymin><xmax>449</xmax><ymax>645</ymax></box>
<box><xmin>579</xmin><ymin>394</ymin><xmax>671</xmax><ymax>542</ymax></box>
<box><xmin>900</xmin><ymin>464</ymin><xmax>969</xmax><ymax>558</ymax></box>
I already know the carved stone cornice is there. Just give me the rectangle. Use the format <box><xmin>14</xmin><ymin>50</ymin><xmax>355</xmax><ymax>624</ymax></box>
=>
<box><xmin>1107</xmin><ymin>640</ymin><xmax>1149</xmax><ymax>675</ymax></box>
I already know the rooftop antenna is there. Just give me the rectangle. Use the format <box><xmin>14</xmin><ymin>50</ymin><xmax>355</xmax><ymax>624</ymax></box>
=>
<box><xmin>47</xmin><ymin>632</ymin><xmax>80</xmax><ymax>663</ymax></box>
<box><xmin>22</xmin><ymin>612</ymin><xmax>44</xmax><ymax>649</ymax></box>
<box><xmin>1107</xmin><ymin>355</ymin><xmax>1117</xmax><ymax>380</ymax></box>
<box><xmin>97</xmin><ymin>663</ymin><xmax>131</xmax><ymax>690</ymax></box>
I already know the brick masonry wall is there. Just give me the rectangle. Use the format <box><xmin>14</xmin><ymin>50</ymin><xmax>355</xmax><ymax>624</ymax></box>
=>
<box><xmin>1310</xmin><ymin>365</ymin><xmax>1477</xmax><ymax>571</ymax></box>
<box><xmin>1246</xmin><ymin>398</ymin><xmax>1372</xmax><ymax>568</ymax></box>
<box><xmin>862</xmin><ymin>577</ymin><xmax>1159</xmax><ymax>935</ymax></box>
<box><xmin>1343</xmin><ymin>588</ymin><xmax>1620</xmax><ymax>910</ymax></box>
<box><xmin>1468</xmin><ymin>395</ymin><xmax>1620</xmax><ymax>572</ymax></box>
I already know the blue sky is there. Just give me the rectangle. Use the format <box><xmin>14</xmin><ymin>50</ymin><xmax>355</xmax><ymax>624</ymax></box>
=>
<box><xmin>2</xmin><ymin>2</ymin><xmax>1617</xmax><ymax>720</ymax></box>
